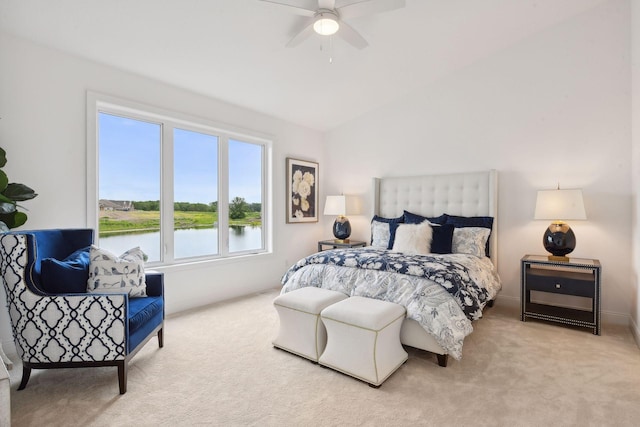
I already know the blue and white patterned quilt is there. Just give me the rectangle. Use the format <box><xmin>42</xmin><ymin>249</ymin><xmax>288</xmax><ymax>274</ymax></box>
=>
<box><xmin>281</xmin><ymin>248</ymin><xmax>501</xmax><ymax>360</ymax></box>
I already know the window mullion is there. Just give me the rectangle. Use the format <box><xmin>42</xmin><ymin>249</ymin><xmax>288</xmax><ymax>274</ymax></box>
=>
<box><xmin>218</xmin><ymin>135</ymin><xmax>230</xmax><ymax>256</ymax></box>
<box><xmin>263</xmin><ymin>144</ymin><xmax>271</xmax><ymax>252</ymax></box>
<box><xmin>162</xmin><ymin>123</ymin><xmax>175</xmax><ymax>263</ymax></box>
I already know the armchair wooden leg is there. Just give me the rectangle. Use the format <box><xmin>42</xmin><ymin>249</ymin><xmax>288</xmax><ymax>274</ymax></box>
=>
<box><xmin>158</xmin><ymin>328</ymin><xmax>164</xmax><ymax>348</ymax></box>
<box><xmin>117</xmin><ymin>361</ymin><xmax>127</xmax><ymax>395</ymax></box>
<box><xmin>18</xmin><ymin>363</ymin><xmax>31</xmax><ymax>390</ymax></box>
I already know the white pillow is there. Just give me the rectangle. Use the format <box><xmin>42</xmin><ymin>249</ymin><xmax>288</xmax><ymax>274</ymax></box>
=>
<box><xmin>392</xmin><ymin>223</ymin><xmax>433</xmax><ymax>255</ymax></box>
<box><xmin>452</xmin><ymin>227</ymin><xmax>491</xmax><ymax>258</ymax></box>
<box><xmin>371</xmin><ymin>220</ymin><xmax>392</xmax><ymax>248</ymax></box>
<box><xmin>87</xmin><ymin>246</ymin><xmax>147</xmax><ymax>297</ymax></box>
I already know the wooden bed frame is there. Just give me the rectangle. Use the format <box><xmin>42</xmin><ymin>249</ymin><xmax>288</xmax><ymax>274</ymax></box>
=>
<box><xmin>372</xmin><ymin>170</ymin><xmax>498</xmax><ymax>366</ymax></box>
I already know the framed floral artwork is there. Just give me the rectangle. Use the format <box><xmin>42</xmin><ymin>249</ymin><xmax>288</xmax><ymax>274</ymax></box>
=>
<box><xmin>286</xmin><ymin>157</ymin><xmax>318</xmax><ymax>223</ymax></box>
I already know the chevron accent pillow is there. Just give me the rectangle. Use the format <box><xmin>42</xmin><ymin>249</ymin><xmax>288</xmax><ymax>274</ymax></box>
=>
<box><xmin>87</xmin><ymin>246</ymin><xmax>147</xmax><ymax>297</ymax></box>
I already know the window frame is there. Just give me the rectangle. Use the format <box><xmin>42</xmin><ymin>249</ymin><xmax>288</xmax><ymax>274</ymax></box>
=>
<box><xmin>87</xmin><ymin>92</ymin><xmax>272</xmax><ymax>266</ymax></box>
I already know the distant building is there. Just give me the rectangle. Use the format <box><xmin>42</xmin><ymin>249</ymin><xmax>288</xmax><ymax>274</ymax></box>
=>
<box><xmin>99</xmin><ymin>200</ymin><xmax>134</xmax><ymax>211</ymax></box>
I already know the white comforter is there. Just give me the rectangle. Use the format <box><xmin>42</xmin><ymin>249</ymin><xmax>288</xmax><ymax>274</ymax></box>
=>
<box><xmin>281</xmin><ymin>249</ymin><xmax>501</xmax><ymax>360</ymax></box>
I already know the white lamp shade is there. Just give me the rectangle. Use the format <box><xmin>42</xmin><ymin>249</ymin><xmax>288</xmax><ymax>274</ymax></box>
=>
<box><xmin>534</xmin><ymin>189</ymin><xmax>587</xmax><ymax>221</ymax></box>
<box><xmin>324</xmin><ymin>195</ymin><xmax>346</xmax><ymax>216</ymax></box>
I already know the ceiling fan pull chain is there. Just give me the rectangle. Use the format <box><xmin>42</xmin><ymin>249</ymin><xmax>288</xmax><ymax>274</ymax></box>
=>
<box><xmin>318</xmin><ymin>36</ymin><xmax>333</xmax><ymax>64</ymax></box>
<box><xmin>329</xmin><ymin>35</ymin><xmax>334</xmax><ymax>64</ymax></box>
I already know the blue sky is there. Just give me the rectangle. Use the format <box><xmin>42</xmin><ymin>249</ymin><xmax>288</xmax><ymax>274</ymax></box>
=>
<box><xmin>99</xmin><ymin>113</ymin><xmax>262</xmax><ymax>204</ymax></box>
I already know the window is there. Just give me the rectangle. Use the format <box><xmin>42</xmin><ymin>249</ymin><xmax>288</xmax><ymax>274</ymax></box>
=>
<box><xmin>173</xmin><ymin>128</ymin><xmax>219</xmax><ymax>260</ymax></box>
<box><xmin>88</xmin><ymin>93</ymin><xmax>270</xmax><ymax>265</ymax></box>
<box><xmin>228</xmin><ymin>139</ymin><xmax>264</xmax><ymax>253</ymax></box>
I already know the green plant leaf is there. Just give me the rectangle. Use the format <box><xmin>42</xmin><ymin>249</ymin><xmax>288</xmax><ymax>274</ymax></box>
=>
<box><xmin>11</xmin><ymin>212</ymin><xmax>27</xmax><ymax>228</ymax></box>
<box><xmin>0</xmin><ymin>170</ymin><xmax>7</xmax><ymax>193</ymax></box>
<box><xmin>0</xmin><ymin>146</ymin><xmax>37</xmax><ymax>229</ymax></box>
<box><xmin>0</xmin><ymin>193</ymin><xmax>14</xmax><ymax>204</ymax></box>
<box><xmin>0</xmin><ymin>211</ymin><xmax>26</xmax><ymax>228</ymax></box>
<box><xmin>2</xmin><ymin>183</ymin><xmax>37</xmax><ymax>201</ymax></box>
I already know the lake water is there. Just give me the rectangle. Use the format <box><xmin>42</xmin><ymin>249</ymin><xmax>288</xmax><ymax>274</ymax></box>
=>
<box><xmin>100</xmin><ymin>226</ymin><xmax>263</xmax><ymax>261</ymax></box>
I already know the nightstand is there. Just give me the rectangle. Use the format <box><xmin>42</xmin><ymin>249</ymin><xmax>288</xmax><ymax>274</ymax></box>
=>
<box><xmin>521</xmin><ymin>255</ymin><xmax>601</xmax><ymax>335</ymax></box>
<box><xmin>317</xmin><ymin>239</ymin><xmax>366</xmax><ymax>252</ymax></box>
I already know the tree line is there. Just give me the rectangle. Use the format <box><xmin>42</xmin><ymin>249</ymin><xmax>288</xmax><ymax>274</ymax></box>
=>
<box><xmin>133</xmin><ymin>199</ymin><xmax>261</xmax><ymax>217</ymax></box>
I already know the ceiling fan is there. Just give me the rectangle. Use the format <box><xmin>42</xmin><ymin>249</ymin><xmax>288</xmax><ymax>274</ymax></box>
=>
<box><xmin>260</xmin><ymin>0</ymin><xmax>406</xmax><ymax>49</ymax></box>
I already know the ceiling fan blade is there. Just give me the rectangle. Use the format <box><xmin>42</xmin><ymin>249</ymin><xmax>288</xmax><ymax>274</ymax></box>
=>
<box><xmin>286</xmin><ymin>18</ymin><xmax>316</xmax><ymax>47</ymax></box>
<box><xmin>338</xmin><ymin>0</ymin><xmax>406</xmax><ymax>20</ymax></box>
<box><xmin>259</xmin><ymin>0</ymin><xmax>316</xmax><ymax>17</ymax></box>
<box><xmin>318</xmin><ymin>0</ymin><xmax>336</xmax><ymax>9</ymax></box>
<box><xmin>336</xmin><ymin>21</ymin><xmax>368</xmax><ymax>49</ymax></box>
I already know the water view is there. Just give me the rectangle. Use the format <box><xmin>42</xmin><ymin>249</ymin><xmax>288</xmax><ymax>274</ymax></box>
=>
<box><xmin>100</xmin><ymin>226</ymin><xmax>263</xmax><ymax>262</ymax></box>
<box><xmin>98</xmin><ymin>112</ymin><xmax>266</xmax><ymax>262</ymax></box>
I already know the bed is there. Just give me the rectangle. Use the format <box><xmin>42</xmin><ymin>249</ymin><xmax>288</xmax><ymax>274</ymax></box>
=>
<box><xmin>281</xmin><ymin>170</ymin><xmax>501</xmax><ymax>366</ymax></box>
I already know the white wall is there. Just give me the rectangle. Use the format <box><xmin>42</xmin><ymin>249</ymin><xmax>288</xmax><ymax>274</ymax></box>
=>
<box><xmin>631</xmin><ymin>0</ymin><xmax>640</xmax><ymax>342</ymax></box>
<box><xmin>0</xmin><ymin>32</ymin><xmax>325</xmax><ymax>350</ymax></box>
<box><xmin>324</xmin><ymin>0</ymin><xmax>632</xmax><ymax>323</ymax></box>
<box><xmin>0</xmin><ymin>1</ymin><xmax>635</xmax><ymax>351</ymax></box>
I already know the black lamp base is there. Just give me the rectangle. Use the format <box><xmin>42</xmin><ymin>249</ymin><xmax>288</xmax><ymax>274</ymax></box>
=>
<box><xmin>333</xmin><ymin>216</ymin><xmax>351</xmax><ymax>242</ymax></box>
<box><xmin>543</xmin><ymin>221</ymin><xmax>576</xmax><ymax>262</ymax></box>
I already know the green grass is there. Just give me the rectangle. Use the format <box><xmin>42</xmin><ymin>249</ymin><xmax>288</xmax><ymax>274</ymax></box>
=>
<box><xmin>99</xmin><ymin>210</ymin><xmax>261</xmax><ymax>236</ymax></box>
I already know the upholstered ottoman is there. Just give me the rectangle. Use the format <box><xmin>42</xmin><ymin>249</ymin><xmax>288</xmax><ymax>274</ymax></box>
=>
<box><xmin>273</xmin><ymin>287</ymin><xmax>348</xmax><ymax>362</ymax></box>
<box><xmin>319</xmin><ymin>296</ymin><xmax>407</xmax><ymax>387</ymax></box>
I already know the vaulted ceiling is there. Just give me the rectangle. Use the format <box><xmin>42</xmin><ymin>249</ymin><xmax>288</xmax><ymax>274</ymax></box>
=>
<box><xmin>0</xmin><ymin>0</ymin><xmax>609</xmax><ymax>131</ymax></box>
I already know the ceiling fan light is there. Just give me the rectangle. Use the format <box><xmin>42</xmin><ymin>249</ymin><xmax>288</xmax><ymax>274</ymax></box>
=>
<box><xmin>313</xmin><ymin>15</ymin><xmax>339</xmax><ymax>36</ymax></box>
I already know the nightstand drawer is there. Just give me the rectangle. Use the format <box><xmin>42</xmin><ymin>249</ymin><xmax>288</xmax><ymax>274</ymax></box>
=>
<box><xmin>526</xmin><ymin>269</ymin><xmax>594</xmax><ymax>297</ymax></box>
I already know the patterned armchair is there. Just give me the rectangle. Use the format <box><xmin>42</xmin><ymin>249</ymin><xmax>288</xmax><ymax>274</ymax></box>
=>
<box><xmin>0</xmin><ymin>229</ymin><xmax>164</xmax><ymax>394</ymax></box>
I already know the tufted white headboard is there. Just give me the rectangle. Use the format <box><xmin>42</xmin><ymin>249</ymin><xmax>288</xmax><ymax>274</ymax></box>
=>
<box><xmin>373</xmin><ymin>170</ymin><xmax>498</xmax><ymax>267</ymax></box>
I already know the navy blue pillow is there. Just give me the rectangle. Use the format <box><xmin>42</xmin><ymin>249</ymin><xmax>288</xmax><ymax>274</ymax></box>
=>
<box><xmin>40</xmin><ymin>246</ymin><xmax>91</xmax><ymax>294</ymax></box>
<box><xmin>403</xmin><ymin>210</ymin><xmax>448</xmax><ymax>225</ymax></box>
<box><xmin>445</xmin><ymin>215</ymin><xmax>494</xmax><ymax>230</ymax></box>
<box><xmin>430</xmin><ymin>224</ymin><xmax>455</xmax><ymax>254</ymax></box>
<box><xmin>445</xmin><ymin>215</ymin><xmax>494</xmax><ymax>256</ymax></box>
<box><xmin>371</xmin><ymin>215</ymin><xmax>404</xmax><ymax>249</ymax></box>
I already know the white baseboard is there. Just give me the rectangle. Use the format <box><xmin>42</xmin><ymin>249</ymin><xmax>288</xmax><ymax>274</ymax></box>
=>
<box><xmin>0</xmin><ymin>340</ymin><xmax>15</xmax><ymax>358</ymax></box>
<box><xmin>631</xmin><ymin>316</ymin><xmax>640</xmax><ymax>348</ymax></box>
<box><xmin>603</xmin><ymin>310</ymin><xmax>631</xmax><ymax>326</ymax></box>
<box><xmin>0</xmin><ymin>339</ymin><xmax>13</xmax><ymax>351</ymax></box>
<box><xmin>0</xmin><ymin>341</ymin><xmax>13</xmax><ymax>371</ymax></box>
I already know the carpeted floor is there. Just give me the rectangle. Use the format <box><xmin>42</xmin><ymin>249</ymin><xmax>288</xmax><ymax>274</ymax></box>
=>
<box><xmin>5</xmin><ymin>288</ymin><xmax>640</xmax><ymax>426</ymax></box>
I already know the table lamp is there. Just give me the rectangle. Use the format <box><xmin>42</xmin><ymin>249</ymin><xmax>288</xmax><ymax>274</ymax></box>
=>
<box><xmin>324</xmin><ymin>195</ymin><xmax>351</xmax><ymax>242</ymax></box>
<box><xmin>534</xmin><ymin>187</ymin><xmax>586</xmax><ymax>261</ymax></box>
